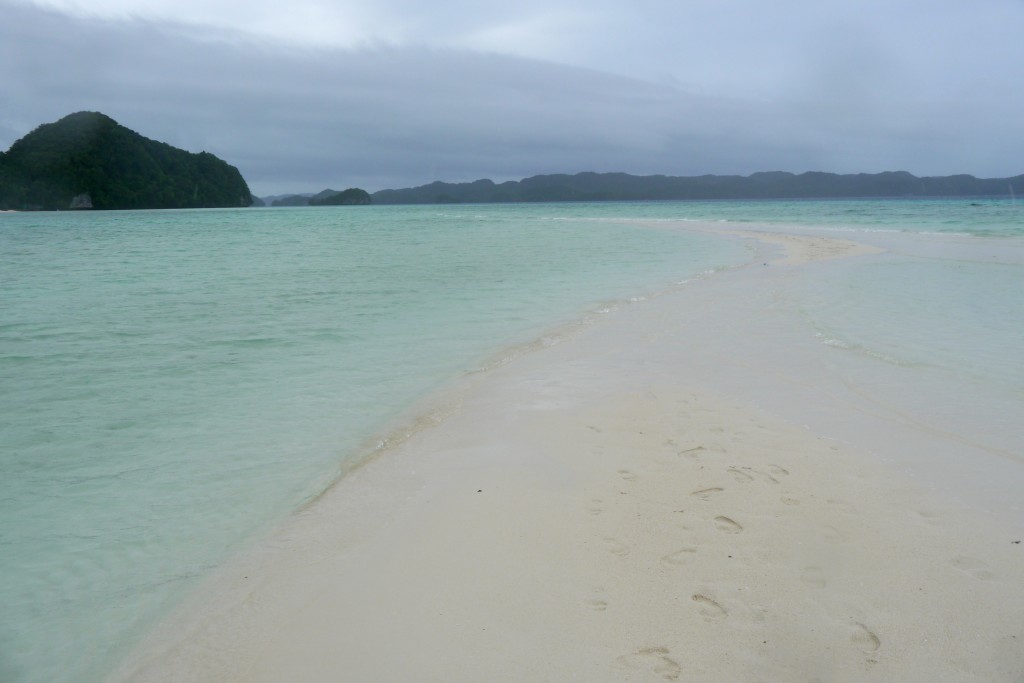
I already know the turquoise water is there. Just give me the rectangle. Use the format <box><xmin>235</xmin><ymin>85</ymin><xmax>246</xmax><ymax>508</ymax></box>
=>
<box><xmin>1</xmin><ymin>198</ymin><xmax>1021</xmax><ymax>683</ymax></box>
<box><xmin>0</xmin><ymin>204</ymin><xmax>747</xmax><ymax>683</ymax></box>
<box><xmin>708</xmin><ymin>198</ymin><xmax>1023</xmax><ymax>458</ymax></box>
<box><xmin>626</xmin><ymin>196</ymin><xmax>1024</xmax><ymax>238</ymax></box>
<box><xmin>783</xmin><ymin>219</ymin><xmax>1024</xmax><ymax>460</ymax></box>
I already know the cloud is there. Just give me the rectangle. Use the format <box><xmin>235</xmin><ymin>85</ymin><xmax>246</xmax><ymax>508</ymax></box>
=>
<box><xmin>19</xmin><ymin>0</ymin><xmax>603</xmax><ymax>53</ymax></box>
<box><xmin>3</xmin><ymin>0</ymin><xmax>1022</xmax><ymax>195</ymax></box>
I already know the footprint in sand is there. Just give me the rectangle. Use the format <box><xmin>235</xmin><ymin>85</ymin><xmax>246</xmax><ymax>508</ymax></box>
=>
<box><xmin>618</xmin><ymin>469</ymin><xmax>637</xmax><ymax>482</ymax></box>
<box><xmin>850</xmin><ymin>622</ymin><xmax>881</xmax><ymax>653</ymax></box>
<box><xmin>614</xmin><ymin>647</ymin><xmax>682</xmax><ymax>681</ymax></box>
<box><xmin>917</xmin><ymin>510</ymin><xmax>942</xmax><ymax>525</ymax></box>
<box><xmin>727</xmin><ymin>465</ymin><xmax>787</xmax><ymax>484</ymax></box>
<box><xmin>604</xmin><ymin>537</ymin><xmax>630</xmax><ymax>557</ymax></box>
<box><xmin>714</xmin><ymin>516</ymin><xmax>744</xmax><ymax>533</ymax></box>
<box><xmin>727</xmin><ymin>468</ymin><xmax>755</xmax><ymax>483</ymax></box>
<box><xmin>585</xmin><ymin>586</ymin><xmax>609</xmax><ymax>611</ymax></box>
<box><xmin>950</xmin><ymin>555</ymin><xmax>995</xmax><ymax>581</ymax></box>
<box><xmin>748</xmin><ymin>467</ymin><xmax>780</xmax><ymax>484</ymax></box>
<box><xmin>801</xmin><ymin>566</ymin><xmax>827</xmax><ymax>588</ymax></box>
<box><xmin>690</xmin><ymin>487</ymin><xmax>724</xmax><ymax>500</ymax></box>
<box><xmin>781</xmin><ymin>497</ymin><xmax>801</xmax><ymax>506</ymax></box>
<box><xmin>827</xmin><ymin>498</ymin><xmax>858</xmax><ymax>514</ymax></box>
<box><xmin>586</xmin><ymin>499</ymin><xmax>605</xmax><ymax>516</ymax></box>
<box><xmin>691</xmin><ymin>594</ymin><xmax>728</xmax><ymax>620</ymax></box>
<box><xmin>661</xmin><ymin>547</ymin><xmax>698</xmax><ymax>567</ymax></box>
<box><xmin>677</xmin><ymin>445</ymin><xmax>706</xmax><ymax>460</ymax></box>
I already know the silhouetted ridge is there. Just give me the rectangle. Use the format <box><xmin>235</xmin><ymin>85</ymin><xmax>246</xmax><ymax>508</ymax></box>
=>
<box><xmin>270</xmin><ymin>187</ymin><xmax>371</xmax><ymax>206</ymax></box>
<box><xmin>371</xmin><ymin>171</ymin><xmax>1023</xmax><ymax>204</ymax></box>
<box><xmin>0</xmin><ymin>111</ymin><xmax>253</xmax><ymax>210</ymax></box>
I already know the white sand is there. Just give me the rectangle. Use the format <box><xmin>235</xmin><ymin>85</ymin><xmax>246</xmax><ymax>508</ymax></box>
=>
<box><xmin>112</xmin><ymin>227</ymin><xmax>1024</xmax><ymax>682</ymax></box>
<box><xmin>733</xmin><ymin>229</ymin><xmax>884</xmax><ymax>264</ymax></box>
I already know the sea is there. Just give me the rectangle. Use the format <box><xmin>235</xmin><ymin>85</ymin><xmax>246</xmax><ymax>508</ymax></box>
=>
<box><xmin>1</xmin><ymin>198</ymin><xmax>1021</xmax><ymax>683</ymax></box>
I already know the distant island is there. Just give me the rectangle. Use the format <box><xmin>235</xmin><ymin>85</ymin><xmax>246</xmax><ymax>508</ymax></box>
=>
<box><xmin>365</xmin><ymin>171</ymin><xmax>1023</xmax><ymax>205</ymax></box>
<box><xmin>0</xmin><ymin>112</ymin><xmax>253</xmax><ymax>210</ymax></box>
<box><xmin>270</xmin><ymin>188</ymin><xmax>371</xmax><ymax>207</ymax></box>
<box><xmin>311</xmin><ymin>188</ymin><xmax>372</xmax><ymax>206</ymax></box>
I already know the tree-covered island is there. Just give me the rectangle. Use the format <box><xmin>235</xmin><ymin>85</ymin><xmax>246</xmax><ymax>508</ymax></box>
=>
<box><xmin>0</xmin><ymin>112</ymin><xmax>253</xmax><ymax>210</ymax></box>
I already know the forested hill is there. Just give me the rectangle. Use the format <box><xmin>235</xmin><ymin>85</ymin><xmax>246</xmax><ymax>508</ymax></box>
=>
<box><xmin>0</xmin><ymin>112</ymin><xmax>253</xmax><ymax>210</ymax></box>
<box><xmin>371</xmin><ymin>171</ymin><xmax>1024</xmax><ymax>205</ymax></box>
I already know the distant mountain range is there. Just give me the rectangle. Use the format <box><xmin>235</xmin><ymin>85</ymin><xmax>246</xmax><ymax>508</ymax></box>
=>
<box><xmin>365</xmin><ymin>171</ymin><xmax>1023</xmax><ymax>205</ymax></box>
<box><xmin>259</xmin><ymin>171</ymin><xmax>1022</xmax><ymax>208</ymax></box>
<box><xmin>267</xmin><ymin>188</ymin><xmax>371</xmax><ymax>206</ymax></box>
<box><xmin>0</xmin><ymin>112</ymin><xmax>253</xmax><ymax>210</ymax></box>
<box><xmin>6</xmin><ymin>113</ymin><xmax>1014</xmax><ymax>211</ymax></box>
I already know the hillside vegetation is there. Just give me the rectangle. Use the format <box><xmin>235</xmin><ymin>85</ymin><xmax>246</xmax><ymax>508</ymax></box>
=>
<box><xmin>0</xmin><ymin>112</ymin><xmax>253</xmax><ymax>210</ymax></box>
<box><xmin>370</xmin><ymin>171</ymin><xmax>1024</xmax><ymax>204</ymax></box>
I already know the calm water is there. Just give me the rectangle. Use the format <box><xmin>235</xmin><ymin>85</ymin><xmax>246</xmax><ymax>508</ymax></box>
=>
<box><xmin>747</xmin><ymin>199</ymin><xmax>1024</xmax><ymax>459</ymax></box>
<box><xmin>1</xmin><ymin>203</ymin><xmax>747</xmax><ymax>683</ymax></box>
<box><xmin>1</xmin><ymin>198</ymin><xmax>1021</xmax><ymax>683</ymax></box>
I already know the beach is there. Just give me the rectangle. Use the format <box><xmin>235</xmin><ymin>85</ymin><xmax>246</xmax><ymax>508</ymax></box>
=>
<box><xmin>109</xmin><ymin>226</ymin><xmax>1024</xmax><ymax>683</ymax></box>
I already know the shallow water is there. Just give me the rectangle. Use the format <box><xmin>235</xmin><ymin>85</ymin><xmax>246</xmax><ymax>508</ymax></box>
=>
<box><xmin>787</xmin><ymin>231</ymin><xmax>1024</xmax><ymax>462</ymax></box>
<box><xmin>0</xmin><ymin>204</ymin><xmax>745</xmax><ymax>683</ymax></box>
<box><xmin>1</xmin><ymin>198</ymin><xmax>1021</xmax><ymax>683</ymax></box>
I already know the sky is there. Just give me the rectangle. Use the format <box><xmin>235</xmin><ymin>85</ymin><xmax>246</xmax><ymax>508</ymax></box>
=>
<box><xmin>2</xmin><ymin>0</ymin><xmax>1022</xmax><ymax>196</ymax></box>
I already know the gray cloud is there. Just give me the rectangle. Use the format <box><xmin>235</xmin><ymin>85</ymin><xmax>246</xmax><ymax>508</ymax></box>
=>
<box><xmin>2</xmin><ymin>1</ymin><xmax>1022</xmax><ymax>195</ymax></box>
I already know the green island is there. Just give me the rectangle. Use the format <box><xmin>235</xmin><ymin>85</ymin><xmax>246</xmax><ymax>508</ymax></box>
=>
<box><xmin>0</xmin><ymin>112</ymin><xmax>252</xmax><ymax>210</ymax></box>
<box><xmin>271</xmin><ymin>188</ymin><xmax>372</xmax><ymax>206</ymax></box>
<box><xmin>268</xmin><ymin>171</ymin><xmax>1022</xmax><ymax>207</ymax></box>
<box><xmin>367</xmin><ymin>170</ymin><xmax>1024</xmax><ymax>204</ymax></box>
<box><xmin>4</xmin><ymin>112</ymin><xmax>1021</xmax><ymax>212</ymax></box>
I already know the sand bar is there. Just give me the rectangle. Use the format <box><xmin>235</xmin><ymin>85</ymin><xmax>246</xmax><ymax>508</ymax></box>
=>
<box><xmin>734</xmin><ymin>229</ymin><xmax>884</xmax><ymax>264</ymax></box>
<box><xmin>112</xmin><ymin>227</ymin><xmax>1024</xmax><ymax>682</ymax></box>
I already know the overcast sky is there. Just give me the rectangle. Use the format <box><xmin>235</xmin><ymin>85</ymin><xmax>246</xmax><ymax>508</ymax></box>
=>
<box><xmin>2</xmin><ymin>0</ymin><xmax>1022</xmax><ymax>195</ymax></box>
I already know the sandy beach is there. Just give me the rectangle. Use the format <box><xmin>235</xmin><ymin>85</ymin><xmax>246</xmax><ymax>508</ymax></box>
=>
<box><xmin>111</xmin><ymin>226</ymin><xmax>1023</xmax><ymax>682</ymax></box>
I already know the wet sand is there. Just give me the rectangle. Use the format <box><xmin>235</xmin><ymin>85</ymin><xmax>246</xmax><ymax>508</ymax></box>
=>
<box><xmin>111</xmin><ymin>227</ymin><xmax>1024</xmax><ymax>682</ymax></box>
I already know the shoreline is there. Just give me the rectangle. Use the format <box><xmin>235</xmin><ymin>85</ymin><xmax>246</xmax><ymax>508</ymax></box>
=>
<box><xmin>109</xmin><ymin>227</ymin><xmax>1024</xmax><ymax>682</ymax></box>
